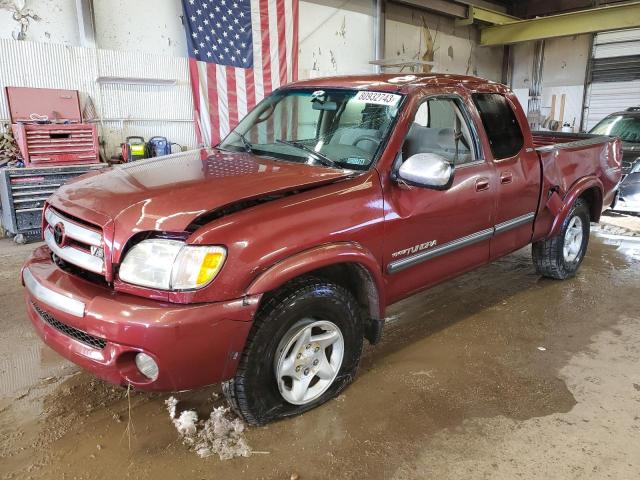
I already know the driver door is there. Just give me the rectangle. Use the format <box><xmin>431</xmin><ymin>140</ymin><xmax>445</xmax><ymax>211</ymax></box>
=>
<box><xmin>383</xmin><ymin>95</ymin><xmax>498</xmax><ymax>303</ymax></box>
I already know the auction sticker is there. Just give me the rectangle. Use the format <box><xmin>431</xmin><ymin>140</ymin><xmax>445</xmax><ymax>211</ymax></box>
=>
<box><xmin>354</xmin><ymin>91</ymin><xmax>401</xmax><ymax>106</ymax></box>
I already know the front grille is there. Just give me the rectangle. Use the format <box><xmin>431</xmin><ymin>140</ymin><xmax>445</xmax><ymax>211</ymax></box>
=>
<box><xmin>44</xmin><ymin>207</ymin><xmax>106</xmax><ymax>278</ymax></box>
<box><xmin>32</xmin><ymin>302</ymin><xmax>106</xmax><ymax>349</ymax></box>
<box><xmin>52</xmin><ymin>254</ymin><xmax>110</xmax><ymax>288</ymax></box>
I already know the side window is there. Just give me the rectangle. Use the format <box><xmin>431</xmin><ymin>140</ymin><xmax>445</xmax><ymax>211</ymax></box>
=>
<box><xmin>402</xmin><ymin>97</ymin><xmax>476</xmax><ymax>166</ymax></box>
<box><xmin>472</xmin><ymin>93</ymin><xmax>524</xmax><ymax>159</ymax></box>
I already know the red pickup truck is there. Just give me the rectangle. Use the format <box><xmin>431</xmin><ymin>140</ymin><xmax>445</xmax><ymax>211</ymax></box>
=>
<box><xmin>22</xmin><ymin>74</ymin><xmax>621</xmax><ymax>425</ymax></box>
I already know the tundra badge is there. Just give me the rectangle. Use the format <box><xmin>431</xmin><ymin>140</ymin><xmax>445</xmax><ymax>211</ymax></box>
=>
<box><xmin>392</xmin><ymin>240</ymin><xmax>437</xmax><ymax>258</ymax></box>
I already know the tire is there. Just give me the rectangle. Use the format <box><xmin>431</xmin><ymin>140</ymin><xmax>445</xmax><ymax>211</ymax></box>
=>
<box><xmin>532</xmin><ymin>198</ymin><xmax>590</xmax><ymax>280</ymax></box>
<box><xmin>223</xmin><ymin>276</ymin><xmax>363</xmax><ymax>425</ymax></box>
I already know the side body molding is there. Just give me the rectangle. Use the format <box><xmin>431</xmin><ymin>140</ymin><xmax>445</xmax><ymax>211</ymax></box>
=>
<box><xmin>246</xmin><ymin>242</ymin><xmax>385</xmax><ymax>319</ymax></box>
<box><xmin>547</xmin><ymin>176</ymin><xmax>603</xmax><ymax>238</ymax></box>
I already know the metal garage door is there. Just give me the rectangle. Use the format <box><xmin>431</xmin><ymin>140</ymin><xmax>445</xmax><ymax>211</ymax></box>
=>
<box><xmin>584</xmin><ymin>28</ymin><xmax>640</xmax><ymax>131</ymax></box>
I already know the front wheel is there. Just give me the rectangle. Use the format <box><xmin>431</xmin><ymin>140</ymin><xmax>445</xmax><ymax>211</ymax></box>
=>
<box><xmin>223</xmin><ymin>277</ymin><xmax>363</xmax><ymax>425</ymax></box>
<box><xmin>532</xmin><ymin>198</ymin><xmax>590</xmax><ymax>279</ymax></box>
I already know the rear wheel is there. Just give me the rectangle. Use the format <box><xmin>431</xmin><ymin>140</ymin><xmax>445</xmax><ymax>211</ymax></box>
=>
<box><xmin>223</xmin><ymin>277</ymin><xmax>363</xmax><ymax>425</ymax></box>
<box><xmin>532</xmin><ymin>198</ymin><xmax>590</xmax><ymax>279</ymax></box>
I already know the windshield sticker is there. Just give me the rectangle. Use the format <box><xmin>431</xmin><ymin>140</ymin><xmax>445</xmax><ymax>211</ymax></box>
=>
<box><xmin>344</xmin><ymin>157</ymin><xmax>368</xmax><ymax>166</ymax></box>
<box><xmin>353</xmin><ymin>91</ymin><xmax>401</xmax><ymax>106</ymax></box>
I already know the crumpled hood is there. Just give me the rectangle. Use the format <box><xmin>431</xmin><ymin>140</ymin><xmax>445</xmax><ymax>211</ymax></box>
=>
<box><xmin>48</xmin><ymin>149</ymin><xmax>351</xmax><ymax>236</ymax></box>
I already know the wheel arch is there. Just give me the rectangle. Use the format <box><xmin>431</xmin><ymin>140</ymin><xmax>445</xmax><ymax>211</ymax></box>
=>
<box><xmin>245</xmin><ymin>243</ymin><xmax>386</xmax><ymax>344</ymax></box>
<box><xmin>548</xmin><ymin>176</ymin><xmax>603</xmax><ymax>238</ymax></box>
<box><xmin>578</xmin><ymin>186</ymin><xmax>603</xmax><ymax>222</ymax></box>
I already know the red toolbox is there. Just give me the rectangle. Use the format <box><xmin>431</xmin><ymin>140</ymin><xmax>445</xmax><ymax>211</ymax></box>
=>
<box><xmin>6</xmin><ymin>87</ymin><xmax>99</xmax><ymax>167</ymax></box>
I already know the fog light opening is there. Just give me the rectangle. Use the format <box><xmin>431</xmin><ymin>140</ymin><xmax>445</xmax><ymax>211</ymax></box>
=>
<box><xmin>135</xmin><ymin>352</ymin><xmax>159</xmax><ymax>381</ymax></box>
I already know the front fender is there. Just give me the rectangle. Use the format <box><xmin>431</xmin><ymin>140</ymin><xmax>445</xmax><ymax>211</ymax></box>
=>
<box><xmin>548</xmin><ymin>176</ymin><xmax>603</xmax><ymax>238</ymax></box>
<box><xmin>245</xmin><ymin>242</ymin><xmax>385</xmax><ymax>317</ymax></box>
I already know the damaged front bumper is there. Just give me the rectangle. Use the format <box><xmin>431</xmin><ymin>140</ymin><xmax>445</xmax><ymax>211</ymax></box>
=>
<box><xmin>22</xmin><ymin>246</ymin><xmax>260</xmax><ymax>391</ymax></box>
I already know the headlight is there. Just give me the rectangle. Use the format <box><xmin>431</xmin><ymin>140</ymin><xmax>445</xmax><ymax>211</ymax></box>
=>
<box><xmin>119</xmin><ymin>239</ymin><xmax>226</xmax><ymax>290</ymax></box>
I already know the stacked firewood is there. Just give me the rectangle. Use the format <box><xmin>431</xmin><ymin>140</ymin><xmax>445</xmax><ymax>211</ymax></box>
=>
<box><xmin>0</xmin><ymin>124</ymin><xmax>21</xmax><ymax>167</ymax></box>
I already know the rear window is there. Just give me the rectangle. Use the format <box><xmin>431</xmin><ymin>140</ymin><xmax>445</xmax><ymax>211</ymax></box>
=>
<box><xmin>473</xmin><ymin>93</ymin><xmax>524</xmax><ymax>159</ymax></box>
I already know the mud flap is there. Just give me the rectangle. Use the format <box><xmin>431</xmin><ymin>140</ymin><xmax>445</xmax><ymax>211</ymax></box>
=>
<box><xmin>546</xmin><ymin>189</ymin><xmax>564</xmax><ymax>217</ymax></box>
<box><xmin>364</xmin><ymin>317</ymin><xmax>384</xmax><ymax>345</ymax></box>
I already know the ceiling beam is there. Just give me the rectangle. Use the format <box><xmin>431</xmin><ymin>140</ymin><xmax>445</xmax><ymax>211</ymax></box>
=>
<box><xmin>481</xmin><ymin>1</ymin><xmax>640</xmax><ymax>46</ymax></box>
<box><xmin>456</xmin><ymin>0</ymin><xmax>509</xmax><ymax>15</ymax></box>
<box><xmin>456</xmin><ymin>5</ymin><xmax>520</xmax><ymax>26</ymax></box>
<box><xmin>390</xmin><ymin>0</ymin><xmax>467</xmax><ymax>19</ymax></box>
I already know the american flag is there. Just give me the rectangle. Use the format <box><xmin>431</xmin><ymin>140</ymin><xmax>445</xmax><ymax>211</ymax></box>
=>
<box><xmin>182</xmin><ymin>0</ymin><xmax>298</xmax><ymax>146</ymax></box>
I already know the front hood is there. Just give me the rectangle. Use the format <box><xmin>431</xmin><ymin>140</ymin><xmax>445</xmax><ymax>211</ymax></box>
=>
<box><xmin>49</xmin><ymin>149</ymin><xmax>351</xmax><ymax>235</ymax></box>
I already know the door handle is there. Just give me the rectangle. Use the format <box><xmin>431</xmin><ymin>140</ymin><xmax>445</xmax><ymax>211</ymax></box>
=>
<box><xmin>475</xmin><ymin>177</ymin><xmax>490</xmax><ymax>192</ymax></box>
<box><xmin>500</xmin><ymin>172</ymin><xmax>513</xmax><ymax>184</ymax></box>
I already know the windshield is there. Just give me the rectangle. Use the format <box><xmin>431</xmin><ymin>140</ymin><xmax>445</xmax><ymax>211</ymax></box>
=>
<box><xmin>219</xmin><ymin>88</ymin><xmax>403</xmax><ymax>170</ymax></box>
<box><xmin>590</xmin><ymin>114</ymin><xmax>640</xmax><ymax>143</ymax></box>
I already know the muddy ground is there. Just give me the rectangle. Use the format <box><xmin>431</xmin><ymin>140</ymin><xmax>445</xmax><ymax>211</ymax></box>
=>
<box><xmin>1</xmin><ymin>215</ymin><xmax>639</xmax><ymax>480</ymax></box>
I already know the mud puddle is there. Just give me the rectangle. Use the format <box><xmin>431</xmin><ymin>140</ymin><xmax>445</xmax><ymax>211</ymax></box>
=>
<box><xmin>592</xmin><ymin>224</ymin><xmax>640</xmax><ymax>261</ymax></box>
<box><xmin>1</xmin><ymin>236</ymin><xmax>639</xmax><ymax>479</ymax></box>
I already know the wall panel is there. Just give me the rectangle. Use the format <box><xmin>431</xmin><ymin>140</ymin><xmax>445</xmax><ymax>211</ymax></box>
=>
<box><xmin>0</xmin><ymin>39</ymin><xmax>196</xmax><ymax>157</ymax></box>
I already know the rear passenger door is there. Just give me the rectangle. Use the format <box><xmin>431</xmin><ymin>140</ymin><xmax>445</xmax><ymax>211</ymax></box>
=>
<box><xmin>472</xmin><ymin>93</ymin><xmax>541</xmax><ymax>259</ymax></box>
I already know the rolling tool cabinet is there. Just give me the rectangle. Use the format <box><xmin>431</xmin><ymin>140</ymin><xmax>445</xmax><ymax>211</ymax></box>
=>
<box><xmin>0</xmin><ymin>164</ymin><xmax>104</xmax><ymax>240</ymax></box>
<box><xmin>5</xmin><ymin>87</ymin><xmax>99</xmax><ymax>167</ymax></box>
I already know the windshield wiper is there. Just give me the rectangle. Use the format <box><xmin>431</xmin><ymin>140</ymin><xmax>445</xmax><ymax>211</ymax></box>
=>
<box><xmin>232</xmin><ymin>131</ymin><xmax>253</xmax><ymax>153</ymax></box>
<box><xmin>276</xmin><ymin>139</ymin><xmax>336</xmax><ymax>167</ymax></box>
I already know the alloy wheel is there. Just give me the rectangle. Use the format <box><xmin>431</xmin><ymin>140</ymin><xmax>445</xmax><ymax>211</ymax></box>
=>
<box><xmin>274</xmin><ymin>319</ymin><xmax>344</xmax><ymax>405</ymax></box>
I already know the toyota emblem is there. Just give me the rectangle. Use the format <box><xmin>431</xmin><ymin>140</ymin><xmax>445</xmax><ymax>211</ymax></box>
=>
<box><xmin>53</xmin><ymin>223</ymin><xmax>66</xmax><ymax>247</ymax></box>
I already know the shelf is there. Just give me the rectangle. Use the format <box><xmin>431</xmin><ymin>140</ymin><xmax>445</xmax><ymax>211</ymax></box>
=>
<box><xmin>96</xmin><ymin>76</ymin><xmax>178</xmax><ymax>86</ymax></box>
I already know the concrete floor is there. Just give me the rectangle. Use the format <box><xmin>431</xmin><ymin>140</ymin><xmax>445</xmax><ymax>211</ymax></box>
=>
<box><xmin>1</xmin><ymin>217</ymin><xmax>639</xmax><ymax>479</ymax></box>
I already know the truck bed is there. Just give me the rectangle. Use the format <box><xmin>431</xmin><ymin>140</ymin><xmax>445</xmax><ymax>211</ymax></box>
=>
<box><xmin>532</xmin><ymin>131</ymin><xmax>614</xmax><ymax>150</ymax></box>
<box><xmin>530</xmin><ymin>131</ymin><xmax>622</xmax><ymax>241</ymax></box>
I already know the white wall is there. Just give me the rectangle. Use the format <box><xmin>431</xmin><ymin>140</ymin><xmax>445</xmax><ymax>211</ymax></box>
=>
<box><xmin>384</xmin><ymin>3</ymin><xmax>504</xmax><ymax>81</ymax></box>
<box><xmin>2</xmin><ymin>0</ymin><xmax>500</xmax><ymax>80</ymax></box>
<box><xmin>511</xmin><ymin>35</ymin><xmax>591</xmax><ymax>131</ymax></box>
<box><xmin>94</xmin><ymin>0</ymin><xmax>187</xmax><ymax>57</ymax></box>
<box><xmin>541</xmin><ymin>35</ymin><xmax>590</xmax><ymax>88</ymax></box>
<box><xmin>0</xmin><ymin>0</ymin><xmax>187</xmax><ymax>55</ymax></box>
<box><xmin>298</xmin><ymin>0</ymin><xmax>505</xmax><ymax>81</ymax></box>
<box><xmin>0</xmin><ymin>0</ymin><xmax>80</xmax><ymax>45</ymax></box>
<box><xmin>0</xmin><ymin>39</ymin><xmax>197</xmax><ymax>156</ymax></box>
<box><xmin>299</xmin><ymin>0</ymin><xmax>375</xmax><ymax>78</ymax></box>
<box><xmin>0</xmin><ymin>0</ymin><xmax>505</xmax><ymax>154</ymax></box>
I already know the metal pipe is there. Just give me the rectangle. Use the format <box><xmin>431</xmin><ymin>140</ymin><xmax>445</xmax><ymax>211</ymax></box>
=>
<box><xmin>75</xmin><ymin>0</ymin><xmax>96</xmax><ymax>48</ymax></box>
<box><xmin>374</xmin><ymin>0</ymin><xmax>386</xmax><ymax>73</ymax></box>
<box><xmin>527</xmin><ymin>40</ymin><xmax>545</xmax><ymax>130</ymax></box>
<box><xmin>501</xmin><ymin>44</ymin><xmax>513</xmax><ymax>87</ymax></box>
<box><xmin>579</xmin><ymin>33</ymin><xmax>596</xmax><ymax>132</ymax></box>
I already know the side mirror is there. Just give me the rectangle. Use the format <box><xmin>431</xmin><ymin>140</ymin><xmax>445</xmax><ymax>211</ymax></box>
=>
<box><xmin>396</xmin><ymin>153</ymin><xmax>454</xmax><ymax>189</ymax></box>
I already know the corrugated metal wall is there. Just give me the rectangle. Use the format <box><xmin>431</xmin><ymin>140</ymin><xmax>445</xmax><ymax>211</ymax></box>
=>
<box><xmin>592</xmin><ymin>28</ymin><xmax>640</xmax><ymax>59</ymax></box>
<box><xmin>0</xmin><ymin>39</ymin><xmax>196</xmax><ymax>158</ymax></box>
<box><xmin>584</xmin><ymin>29</ymin><xmax>640</xmax><ymax>130</ymax></box>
